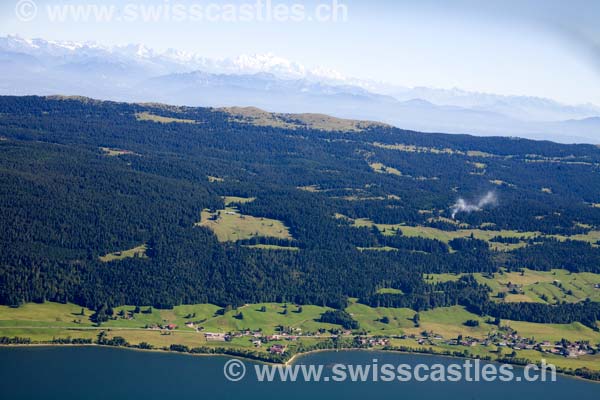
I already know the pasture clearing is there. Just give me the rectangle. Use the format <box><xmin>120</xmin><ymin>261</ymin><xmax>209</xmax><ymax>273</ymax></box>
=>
<box><xmin>222</xmin><ymin>196</ymin><xmax>256</xmax><ymax>206</ymax></box>
<box><xmin>99</xmin><ymin>244</ymin><xmax>148</xmax><ymax>262</ymax></box>
<box><xmin>197</xmin><ymin>208</ymin><xmax>292</xmax><ymax>242</ymax></box>
<box><xmin>426</xmin><ymin>269</ymin><xmax>600</xmax><ymax>304</ymax></box>
<box><xmin>100</xmin><ymin>147</ymin><xmax>138</xmax><ymax>157</ymax></box>
<box><xmin>135</xmin><ymin>112</ymin><xmax>197</xmax><ymax>124</ymax></box>
<box><xmin>368</xmin><ymin>162</ymin><xmax>402</xmax><ymax>176</ymax></box>
<box><xmin>243</xmin><ymin>244</ymin><xmax>299</xmax><ymax>251</ymax></box>
<box><xmin>345</xmin><ymin>214</ymin><xmax>600</xmax><ymax>251</ymax></box>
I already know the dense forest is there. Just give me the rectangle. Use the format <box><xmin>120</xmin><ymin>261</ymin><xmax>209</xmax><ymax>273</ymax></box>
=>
<box><xmin>1</xmin><ymin>95</ymin><xmax>600</xmax><ymax>327</ymax></box>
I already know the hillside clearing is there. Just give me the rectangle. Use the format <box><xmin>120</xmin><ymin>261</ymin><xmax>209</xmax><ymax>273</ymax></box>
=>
<box><xmin>100</xmin><ymin>147</ymin><xmax>138</xmax><ymax>157</ymax></box>
<box><xmin>346</xmin><ymin>215</ymin><xmax>600</xmax><ymax>251</ymax></box>
<box><xmin>222</xmin><ymin>196</ymin><xmax>256</xmax><ymax>206</ymax></box>
<box><xmin>135</xmin><ymin>112</ymin><xmax>197</xmax><ymax>124</ymax></box>
<box><xmin>243</xmin><ymin>244</ymin><xmax>299</xmax><ymax>251</ymax></box>
<box><xmin>99</xmin><ymin>244</ymin><xmax>148</xmax><ymax>262</ymax></box>
<box><xmin>368</xmin><ymin>162</ymin><xmax>402</xmax><ymax>176</ymax></box>
<box><xmin>196</xmin><ymin>208</ymin><xmax>292</xmax><ymax>242</ymax></box>
<box><xmin>219</xmin><ymin>106</ymin><xmax>387</xmax><ymax>132</ymax></box>
<box><xmin>426</xmin><ymin>269</ymin><xmax>600</xmax><ymax>304</ymax></box>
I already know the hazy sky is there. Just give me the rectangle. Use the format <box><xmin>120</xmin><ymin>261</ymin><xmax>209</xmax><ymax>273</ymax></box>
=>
<box><xmin>1</xmin><ymin>0</ymin><xmax>600</xmax><ymax>105</ymax></box>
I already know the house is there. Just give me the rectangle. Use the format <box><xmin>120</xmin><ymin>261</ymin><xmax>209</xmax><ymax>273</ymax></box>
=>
<box><xmin>269</xmin><ymin>344</ymin><xmax>285</xmax><ymax>354</ymax></box>
<box><xmin>369</xmin><ymin>338</ymin><xmax>389</xmax><ymax>346</ymax></box>
<box><xmin>205</xmin><ymin>332</ymin><xmax>227</xmax><ymax>342</ymax></box>
<box><xmin>166</xmin><ymin>324</ymin><xmax>177</xmax><ymax>330</ymax></box>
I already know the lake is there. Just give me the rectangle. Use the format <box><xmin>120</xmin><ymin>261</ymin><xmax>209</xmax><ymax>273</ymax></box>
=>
<box><xmin>0</xmin><ymin>347</ymin><xmax>597</xmax><ymax>399</ymax></box>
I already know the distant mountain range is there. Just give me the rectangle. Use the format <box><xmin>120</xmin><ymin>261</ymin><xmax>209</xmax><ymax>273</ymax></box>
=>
<box><xmin>1</xmin><ymin>35</ymin><xmax>599</xmax><ymax>143</ymax></box>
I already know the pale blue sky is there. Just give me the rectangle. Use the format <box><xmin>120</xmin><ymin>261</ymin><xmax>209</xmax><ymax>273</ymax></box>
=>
<box><xmin>1</xmin><ymin>0</ymin><xmax>599</xmax><ymax>105</ymax></box>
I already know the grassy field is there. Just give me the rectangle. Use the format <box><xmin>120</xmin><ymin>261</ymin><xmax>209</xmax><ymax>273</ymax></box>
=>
<box><xmin>1</xmin><ymin>301</ymin><xmax>597</xmax><ymax>346</ymax></box>
<box><xmin>346</xmin><ymin>301</ymin><xmax>600</xmax><ymax>343</ymax></box>
<box><xmin>243</xmin><ymin>244</ymin><xmax>299</xmax><ymax>251</ymax></box>
<box><xmin>197</xmin><ymin>196</ymin><xmax>292</xmax><ymax>243</ymax></box>
<box><xmin>346</xmin><ymin>215</ymin><xmax>600</xmax><ymax>251</ymax></box>
<box><xmin>219</xmin><ymin>106</ymin><xmax>387</xmax><ymax>132</ymax></box>
<box><xmin>107</xmin><ymin>303</ymin><xmax>337</xmax><ymax>334</ymax></box>
<box><xmin>357</xmin><ymin>246</ymin><xmax>399</xmax><ymax>252</ymax></box>
<box><xmin>562</xmin><ymin>230</ymin><xmax>600</xmax><ymax>244</ymax></box>
<box><xmin>371</xmin><ymin>142</ymin><xmax>498</xmax><ymax>159</ymax></box>
<box><xmin>197</xmin><ymin>207</ymin><xmax>292</xmax><ymax>242</ymax></box>
<box><xmin>468</xmin><ymin>161</ymin><xmax>487</xmax><ymax>170</ymax></box>
<box><xmin>489</xmin><ymin>179</ymin><xmax>516</xmax><ymax>187</ymax></box>
<box><xmin>345</xmin><ymin>302</ymin><xmax>493</xmax><ymax>339</ymax></box>
<box><xmin>135</xmin><ymin>112</ymin><xmax>196</xmax><ymax>124</ymax></box>
<box><xmin>99</xmin><ymin>147</ymin><xmax>138</xmax><ymax>157</ymax></box>
<box><xmin>426</xmin><ymin>269</ymin><xmax>600</xmax><ymax>304</ymax></box>
<box><xmin>202</xmin><ymin>303</ymin><xmax>339</xmax><ymax>334</ymax></box>
<box><xmin>0</xmin><ymin>302</ymin><xmax>95</xmax><ymax>328</ymax></box>
<box><xmin>222</xmin><ymin>196</ymin><xmax>256</xmax><ymax>206</ymax></box>
<box><xmin>297</xmin><ymin>185</ymin><xmax>321</xmax><ymax>192</ymax></box>
<box><xmin>372</xmin><ymin>142</ymin><xmax>460</xmax><ymax>155</ymax></box>
<box><xmin>368</xmin><ymin>162</ymin><xmax>403</xmax><ymax>176</ymax></box>
<box><xmin>2</xmin><ymin>301</ymin><xmax>600</xmax><ymax>371</ymax></box>
<box><xmin>0</xmin><ymin>302</ymin><xmax>331</xmax><ymax>336</ymax></box>
<box><xmin>351</xmin><ymin>217</ymin><xmax>534</xmax><ymax>251</ymax></box>
<box><xmin>71</xmin><ymin>256</ymin><xmax>600</xmax><ymax>343</ymax></box>
<box><xmin>207</xmin><ymin>176</ymin><xmax>224</xmax><ymax>183</ymax></box>
<box><xmin>346</xmin><ymin>302</ymin><xmax>415</xmax><ymax>335</ymax></box>
<box><xmin>376</xmin><ymin>288</ymin><xmax>404</xmax><ymax>295</ymax></box>
<box><xmin>505</xmin><ymin>321</ymin><xmax>600</xmax><ymax>342</ymax></box>
<box><xmin>369</xmin><ymin>142</ymin><xmax>596</xmax><ymax>173</ymax></box>
<box><xmin>0</xmin><ymin>301</ymin><xmax>503</xmax><ymax>338</ymax></box>
<box><xmin>99</xmin><ymin>244</ymin><xmax>148</xmax><ymax>262</ymax></box>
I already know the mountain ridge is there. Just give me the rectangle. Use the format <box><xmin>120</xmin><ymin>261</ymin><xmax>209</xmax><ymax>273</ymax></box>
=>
<box><xmin>1</xmin><ymin>35</ymin><xmax>600</xmax><ymax>144</ymax></box>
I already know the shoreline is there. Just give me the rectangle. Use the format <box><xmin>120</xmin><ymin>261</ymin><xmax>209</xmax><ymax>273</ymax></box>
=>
<box><xmin>2</xmin><ymin>342</ymin><xmax>599</xmax><ymax>383</ymax></box>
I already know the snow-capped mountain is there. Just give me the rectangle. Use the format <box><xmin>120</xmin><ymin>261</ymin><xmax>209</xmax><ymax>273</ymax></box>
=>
<box><xmin>1</xmin><ymin>35</ymin><xmax>599</xmax><ymax>143</ymax></box>
<box><xmin>0</xmin><ymin>36</ymin><xmax>347</xmax><ymax>82</ymax></box>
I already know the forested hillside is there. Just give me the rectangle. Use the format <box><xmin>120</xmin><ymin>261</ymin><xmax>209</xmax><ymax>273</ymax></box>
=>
<box><xmin>1</xmin><ymin>96</ymin><xmax>600</xmax><ymax>327</ymax></box>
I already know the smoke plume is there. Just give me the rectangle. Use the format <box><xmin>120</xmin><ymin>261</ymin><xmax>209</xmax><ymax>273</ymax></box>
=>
<box><xmin>451</xmin><ymin>191</ymin><xmax>498</xmax><ymax>219</ymax></box>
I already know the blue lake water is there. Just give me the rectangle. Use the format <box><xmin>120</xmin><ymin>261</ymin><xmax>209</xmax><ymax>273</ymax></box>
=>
<box><xmin>0</xmin><ymin>347</ymin><xmax>597</xmax><ymax>399</ymax></box>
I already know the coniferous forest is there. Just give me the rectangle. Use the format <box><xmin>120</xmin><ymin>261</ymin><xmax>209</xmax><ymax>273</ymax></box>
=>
<box><xmin>1</xmin><ymin>96</ymin><xmax>600</xmax><ymax>328</ymax></box>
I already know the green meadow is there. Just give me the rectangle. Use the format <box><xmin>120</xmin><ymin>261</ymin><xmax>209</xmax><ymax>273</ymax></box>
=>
<box><xmin>197</xmin><ymin>208</ymin><xmax>292</xmax><ymax>242</ymax></box>
<box><xmin>426</xmin><ymin>268</ymin><xmax>600</xmax><ymax>304</ymax></box>
<box><xmin>99</xmin><ymin>244</ymin><xmax>148</xmax><ymax>262</ymax></box>
<box><xmin>2</xmin><ymin>301</ymin><xmax>600</xmax><ymax>372</ymax></box>
<box><xmin>135</xmin><ymin>112</ymin><xmax>197</xmax><ymax>124</ymax></box>
<box><xmin>3</xmin><ymin>301</ymin><xmax>599</xmax><ymax>344</ymax></box>
<box><xmin>346</xmin><ymin>215</ymin><xmax>600</xmax><ymax>251</ymax></box>
<box><xmin>193</xmin><ymin>195</ymin><xmax>294</xmax><ymax>243</ymax></box>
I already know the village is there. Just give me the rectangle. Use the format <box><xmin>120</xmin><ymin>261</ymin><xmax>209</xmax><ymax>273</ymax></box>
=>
<box><xmin>411</xmin><ymin>328</ymin><xmax>598</xmax><ymax>359</ymax></box>
<box><xmin>143</xmin><ymin>320</ymin><xmax>598</xmax><ymax>358</ymax></box>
